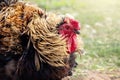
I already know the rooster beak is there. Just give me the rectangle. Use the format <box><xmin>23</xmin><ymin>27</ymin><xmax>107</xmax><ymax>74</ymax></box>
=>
<box><xmin>74</xmin><ymin>30</ymin><xmax>80</xmax><ymax>34</ymax></box>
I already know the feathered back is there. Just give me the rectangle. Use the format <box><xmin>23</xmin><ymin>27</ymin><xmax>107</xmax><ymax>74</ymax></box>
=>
<box><xmin>0</xmin><ymin>1</ymin><xmax>43</xmax><ymax>54</ymax></box>
<box><xmin>0</xmin><ymin>2</ymin><xmax>24</xmax><ymax>54</ymax></box>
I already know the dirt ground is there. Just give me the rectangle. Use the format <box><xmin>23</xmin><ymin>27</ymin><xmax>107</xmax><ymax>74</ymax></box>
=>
<box><xmin>62</xmin><ymin>69</ymin><xmax>120</xmax><ymax>80</ymax></box>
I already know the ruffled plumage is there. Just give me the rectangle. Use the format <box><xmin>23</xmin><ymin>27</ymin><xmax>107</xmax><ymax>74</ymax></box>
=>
<box><xmin>0</xmin><ymin>1</ymin><xmax>83</xmax><ymax>80</ymax></box>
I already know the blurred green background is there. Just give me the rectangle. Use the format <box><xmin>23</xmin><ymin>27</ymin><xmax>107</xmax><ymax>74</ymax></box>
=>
<box><xmin>26</xmin><ymin>0</ymin><xmax>120</xmax><ymax>77</ymax></box>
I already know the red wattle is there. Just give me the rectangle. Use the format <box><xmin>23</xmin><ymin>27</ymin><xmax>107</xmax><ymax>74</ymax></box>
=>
<box><xmin>67</xmin><ymin>33</ymin><xmax>77</xmax><ymax>53</ymax></box>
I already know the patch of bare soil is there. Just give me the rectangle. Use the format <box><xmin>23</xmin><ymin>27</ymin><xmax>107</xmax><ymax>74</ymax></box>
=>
<box><xmin>63</xmin><ymin>69</ymin><xmax>120</xmax><ymax>80</ymax></box>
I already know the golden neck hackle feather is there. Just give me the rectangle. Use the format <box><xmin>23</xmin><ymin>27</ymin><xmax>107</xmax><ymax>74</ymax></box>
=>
<box><xmin>28</xmin><ymin>13</ymin><xmax>69</xmax><ymax>67</ymax></box>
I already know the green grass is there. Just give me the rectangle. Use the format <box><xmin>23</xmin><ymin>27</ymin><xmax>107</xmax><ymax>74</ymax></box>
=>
<box><xmin>27</xmin><ymin>0</ymin><xmax>120</xmax><ymax>75</ymax></box>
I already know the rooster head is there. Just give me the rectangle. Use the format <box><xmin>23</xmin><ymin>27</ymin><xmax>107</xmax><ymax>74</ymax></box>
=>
<box><xmin>58</xmin><ymin>16</ymin><xmax>80</xmax><ymax>54</ymax></box>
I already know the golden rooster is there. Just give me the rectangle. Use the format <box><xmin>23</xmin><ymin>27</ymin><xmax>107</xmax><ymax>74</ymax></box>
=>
<box><xmin>0</xmin><ymin>0</ymin><xmax>83</xmax><ymax>80</ymax></box>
